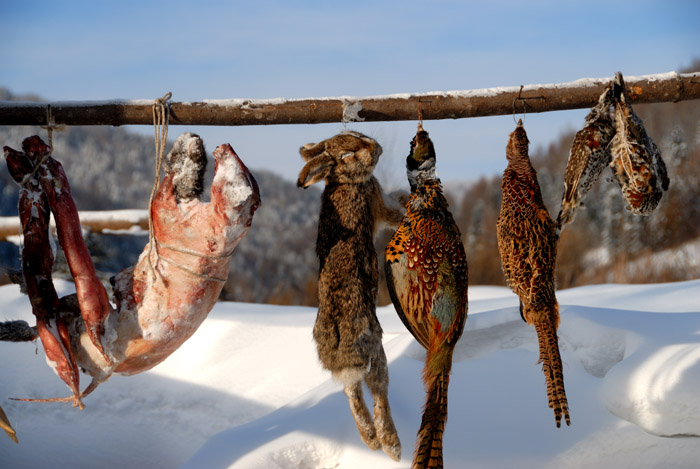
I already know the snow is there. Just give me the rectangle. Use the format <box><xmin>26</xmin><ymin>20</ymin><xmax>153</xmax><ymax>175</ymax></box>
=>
<box><xmin>76</xmin><ymin>209</ymin><xmax>148</xmax><ymax>226</ymax></box>
<box><xmin>341</xmin><ymin>100</ymin><xmax>364</xmax><ymax>123</ymax></box>
<box><xmin>1</xmin><ymin>279</ymin><xmax>700</xmax><ymax>468</ymax></box>
<box><xmin>194</xmin><ymin>72</ymin><xmax>652</xmax><ymax>110</ymax></box>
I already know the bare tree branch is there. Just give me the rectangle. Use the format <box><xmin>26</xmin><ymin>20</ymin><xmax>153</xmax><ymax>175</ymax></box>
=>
<box><xmin>1</xmin><ymin>72</ymin><xmax>698</xmax><ymax>127</ymax></box>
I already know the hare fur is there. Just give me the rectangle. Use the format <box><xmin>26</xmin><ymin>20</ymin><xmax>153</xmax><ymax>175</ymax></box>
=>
<box><xmin>298</xmin><ymin>130</ymin><xmax>403</xmax><ymax>461</ymax></box>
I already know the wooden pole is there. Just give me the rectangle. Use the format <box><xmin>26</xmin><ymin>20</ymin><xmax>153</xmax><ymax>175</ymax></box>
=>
<box><xmin>1</xmin><ymin>72</ymin><xmax>698</xmax><ymax>127</ymax></box>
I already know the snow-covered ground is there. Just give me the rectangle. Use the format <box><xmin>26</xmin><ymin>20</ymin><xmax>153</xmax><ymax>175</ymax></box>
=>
<box><xmin>1</xmin><ymin>279</ymin><xmax>699</xmax><ymax>468</ymax></box>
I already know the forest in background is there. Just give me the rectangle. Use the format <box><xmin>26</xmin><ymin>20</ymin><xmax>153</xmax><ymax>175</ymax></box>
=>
<box><xmin>1</xmin><ymin>60</ymin><xmax>699</xmax><ymax>306</ymax></box>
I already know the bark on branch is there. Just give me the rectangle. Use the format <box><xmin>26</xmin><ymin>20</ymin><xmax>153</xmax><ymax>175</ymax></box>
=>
<box><xmin>1</xmin><ymin>72</ymin><xmax>698</xmax><ymax>127</ymax></box>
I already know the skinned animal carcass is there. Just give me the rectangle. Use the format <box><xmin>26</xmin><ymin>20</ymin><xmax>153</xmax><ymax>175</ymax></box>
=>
<box><xmin>3</xmin><ymin>133</ymin><xmax>260</xmax><ymax>407</ymax></box>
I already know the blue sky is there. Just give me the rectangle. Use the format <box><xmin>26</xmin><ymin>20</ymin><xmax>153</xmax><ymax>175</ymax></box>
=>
<box><xmin>1</xmin><ymin>0</ymin><xmax>698</xmax><ymax>188</ymax></box>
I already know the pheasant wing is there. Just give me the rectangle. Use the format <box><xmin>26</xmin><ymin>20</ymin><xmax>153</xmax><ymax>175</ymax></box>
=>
<box><xmin>386</xmin><ymin>215</ymin><xmax>467</xmax><ymax>349</ymax></box>
<box><xmin>386</xmin><ymin>222</ymin><xmax>435</xmax><ymax>349</ymax></box>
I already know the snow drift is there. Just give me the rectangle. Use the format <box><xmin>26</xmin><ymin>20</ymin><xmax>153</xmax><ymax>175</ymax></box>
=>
<box><xmin>1</xmin><ymin>280</ymin><xmax>699</xmax><ymax>467</ymax></box>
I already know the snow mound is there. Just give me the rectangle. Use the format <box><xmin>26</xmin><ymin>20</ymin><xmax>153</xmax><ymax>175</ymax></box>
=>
<box><xmin>602</xmin><ymin>325</ymin><xmax>700</xmax><ymax>437</ymax></box>
<box><xmin>1</xmin><ymin>280</ymin><xmax>700</xmax><ymax>467</ymax></box>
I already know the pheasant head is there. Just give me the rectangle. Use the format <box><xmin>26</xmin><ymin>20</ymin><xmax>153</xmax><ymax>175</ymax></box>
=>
<box><xmin>506</xmin><ymin>119</ymin><xmax>530</xmax><ymax>166</ymax></box>
<box><xmin>585</xmin><ymin>82</ymin><xmax>614</xmax><ymax>127</ymax></box>
<box><xmin>406</xmin><ymin>124</ymin><xmax>437</xmax><ymax>190</ymax></box>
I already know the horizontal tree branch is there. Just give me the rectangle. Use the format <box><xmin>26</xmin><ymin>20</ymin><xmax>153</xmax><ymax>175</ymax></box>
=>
<box><xmin>0</xmin><ymin>72</ymin><xmax>698</xmax><ymax>127</ymax></box>
<box><xmin>0</xmin><ymin>209</ymin><xmax>148</xmax><ymax>242</ymax></box>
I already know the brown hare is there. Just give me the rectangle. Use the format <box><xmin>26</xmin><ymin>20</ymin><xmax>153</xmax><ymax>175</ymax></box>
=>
<box><xmin>297</xmin><ymin>130</ymin><xmax>403</xmax><ymax>461</ymax></box>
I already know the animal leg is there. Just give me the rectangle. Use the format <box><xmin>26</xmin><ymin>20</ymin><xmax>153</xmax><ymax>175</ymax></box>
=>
<box><xmin>20</xmin><ymin>136</ymin><xmax>112</xmax><ymax>365</ymax></box>
<box><xmin>365</xmin><ymin>349</ymin><xmax>401</xmax><ymax>461</ymax></box>
<box><xmin>344</xmin><ymin>379</ymin><xmax>380</xmax><ymax>451</ymax></box>
<box><xmin>210</xmin><ymin>143</ymin><xmax>261</xmax><ymax>224</ymax></box>
<box><xmin>4</xmin><ymin>142</ymin><xmax>83</xmax><ymax>407</ymax></box>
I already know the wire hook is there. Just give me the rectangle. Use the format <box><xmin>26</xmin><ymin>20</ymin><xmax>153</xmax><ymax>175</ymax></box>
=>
<box><xmin>417</xmin><ymin>101</ymin><xmax>424</xmax><ymax>131</ymax></box>
<box><xmin>147</xmin><ymin>91</ymin><xmax>172</xmax><ymax>282</ymax></box>
<box><xmin>40</xmin><ymin>104</ymin><xmax>65</xmax><ymax>153</ymax></box>
<box><xmin>512</xmin><ymin>85</ymin><xmax>527</xmax><ymax>124</ymax></box>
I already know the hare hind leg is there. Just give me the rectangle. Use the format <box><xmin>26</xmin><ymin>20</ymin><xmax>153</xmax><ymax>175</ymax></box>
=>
<box><xmin>343</xmin><ymin>379</ymin><xmax>381</xmax><ymax>450</ymax></box>
<box><xmin>365</xmin><ymin>349</ymin><xmax>401</xmax><ymax>461</ymax></box>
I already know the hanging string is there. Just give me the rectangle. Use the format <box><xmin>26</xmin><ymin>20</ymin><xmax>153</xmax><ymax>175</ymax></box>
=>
<box><xmin>148</xmin><ymin>238</ymin><xmax>237</xmax><ymax>284</ymax></box>
<box><xmin>417</xmin><ymin>102</ymin><xmax>424</xmax><ymax>132</ymax></box>
<box><xmin>512</xmin><ymin>85</ymin><xmax>526</xmax><ymax>124</ymax></box>
<box><xmin>512</xmin><ymin>86</ymin><xmax>545</xmax><ymax>125</ymax></box>
<box><xmin>40</xmin><ymin>105</ymin><xmax>65</xmax><ymax>153</ymax></box>
<box><xmin>20</xmin><ymin>106</ymin><xmax>60</xmax><ymax>187</ymax></box>
<box><xmin>155</xmin><ymin>238</ymin><xmax>236</xmax><ymax>260</ymax></box>
<box><xmin>19</xmin><ymin>151</ymin><xmax>51</xmax><ymax>187</ymax></box>
<box><xmin>144</xmin><ymin>91</ymin><xmax>234</xmax><ymax>284</ymax></box>
<box><xmin>147</xmin><ymin>91</ymin><xmax>172</xmax><ymax>281</ymax></box>
<box><xmin>156</xmin><ymin>256</ymin><xmax>229</xmax><ymax>283</ymax></box>
<box><xmin>416</xmin><ymin>98</ymin><xmax>436</xmax><ymax>132</ymax></box>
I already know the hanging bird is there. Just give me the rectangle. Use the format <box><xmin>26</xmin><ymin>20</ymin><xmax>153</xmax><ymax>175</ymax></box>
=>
<box><xmin>610</xmin><ymin>71</ymin><xmax>669</xmax><ymax>215</ymax></box>
<box><xmin>497</xmin><ymin>120</ymin><xmax>570</xmax><ymax>428</ymax></box>
<box><xmin>385</xmin><ymin>124</ymin><xmax>468</xmax><ymax>468</ymax></box>
<box><xmin>557</xmin><ymin>82</ymin><xmax>616</xmax><ymax>231</ymax></box>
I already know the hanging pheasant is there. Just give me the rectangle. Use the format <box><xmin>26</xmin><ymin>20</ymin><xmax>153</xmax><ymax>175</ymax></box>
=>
<box><xmin>610</xmin><ymin>71</ymin><xmax>669</xmax><ymax>215</ymax></box>
<box><xmin>497</xmin><ymin>120</ymin><xmax>570</xmax><ymax>428</ymax></box>
<box><xmin>557</xmin><ymin>82</ymin><xmax>615</xmax><ymax>231</ymax></box>
<box><xmin>385</xmin><ymin>125</ymin><xmax>468</xmax><ymax>468</ymax></box>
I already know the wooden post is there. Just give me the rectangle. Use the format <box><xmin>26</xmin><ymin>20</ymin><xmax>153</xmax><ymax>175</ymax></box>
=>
<box><xmin>1</xmin><ymin>72</ymin><xmax>698</xmax><ymax>127</ymax></box>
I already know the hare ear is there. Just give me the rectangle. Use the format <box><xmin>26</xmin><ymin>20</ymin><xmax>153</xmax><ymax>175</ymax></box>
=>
<box><xmin>300</xmin><ymin>141</ymin><xmax>326</xmax><ymax>162</ymax></box>
<box><xmin>297</xmin><ymin>152</ymin><xmax>334</xmax><ymax>188</ymax></box>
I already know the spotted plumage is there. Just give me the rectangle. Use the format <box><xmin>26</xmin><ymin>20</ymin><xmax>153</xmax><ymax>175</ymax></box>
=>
<box><xmin>610</xmin><ymin>71</ymin><xmax>669</xmax><ymax>215</ymax></box>
<box><xmin>557</xmin><ymin>83</ymin><xmax>615</xmax><ymax>231</ymax></box>
<box><xmin>497</xmin><ymin>120</ymin><xmax>570</xmax><ymax>428</ymax></box>
<box><xmin>385</xmin><ymin>125</ymin><xmax>468</xmax><ymax>468</ymax></box>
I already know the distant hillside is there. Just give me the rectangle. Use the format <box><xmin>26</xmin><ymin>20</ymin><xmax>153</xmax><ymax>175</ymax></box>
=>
<box><xmin>1</xmin><ymin>131</ymin><xmax>155</xmax><ymax>215</ymax></box>
<box><xmin>221</xmin><ymin>170</ymin><xmax>320</xmax><ymax>304</ymax></box>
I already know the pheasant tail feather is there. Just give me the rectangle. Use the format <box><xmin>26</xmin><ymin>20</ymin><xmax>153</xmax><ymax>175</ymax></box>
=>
<box><xmin>534</xmin><ymin>320</ymin><xmax>570</xmax><ymax>427</ymax></box>
<box><xmin>414</xmin><ymin>368</ymin><xmax>449</xmax><ymax>469</ymax></box>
